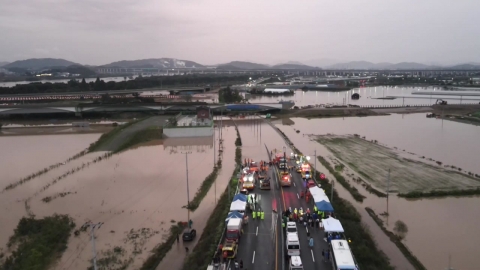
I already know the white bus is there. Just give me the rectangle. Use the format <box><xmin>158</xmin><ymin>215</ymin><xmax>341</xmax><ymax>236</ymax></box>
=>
<box><xmin>286</xmin><ymin>233</ymin><xmax>300</xmax><ymax>256</ymax></box>
<box><xmin>330</xmin><ymin>240</ymin><xmax>358</xmax><ymax>270</ymax></box>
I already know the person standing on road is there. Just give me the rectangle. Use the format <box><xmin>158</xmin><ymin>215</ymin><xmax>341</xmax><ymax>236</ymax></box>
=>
<box><xmin>322</xmin><ymin>249</ymin><xmax>325</xmax><ymax>261</ymax></box>
<box><xmin>176</xmin><ymin>233</ymin><xmax>179</xmax><ymax>243</ymax></box>
<box><xmin>325</xmin><ymin>250</ymin><xmax>330</xmax><ymax>262</ymax></box>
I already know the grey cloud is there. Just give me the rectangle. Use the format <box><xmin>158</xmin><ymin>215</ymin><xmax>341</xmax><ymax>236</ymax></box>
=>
<box><xmin>0</xmin><ymin>0</ymin><xmax>479</xmax><ymax>65</ymax></box>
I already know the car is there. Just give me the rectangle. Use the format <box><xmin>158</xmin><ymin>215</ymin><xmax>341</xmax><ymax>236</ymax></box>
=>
<box><xmin>307</xmin><ymin>180</ymin><xmax>316</xmax><ymax>188</ymax></box>
<box><xmin>182</xmin><ymin>228</ymin><xmax>197</xmax><ymax>241</ymax></box>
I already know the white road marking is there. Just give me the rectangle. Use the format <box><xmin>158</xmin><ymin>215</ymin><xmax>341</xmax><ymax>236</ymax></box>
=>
<box><xmin>252</xmin><ymin>251</ymin><xmax>256</xmax><ymax>264</ymax></box>
<box><xmin>256</xmin><ymin>226</ymin><xmax>258</xmax><ymax>236</ymax></box>
<box><xmin>297</xmin><ymin>193</ymin><xmax>299</xmax><ymax>199</ymax></box>
<box><xmin>293</xmin><ymin>182</ymin><xmax>296</xmax><ymax>187</ymax></box>
<box><xmin>311</xmin><ymin>250</ymin><xmax>315</xmax><ymax>262</ymax></box>
<box><xmin>306</xmin><ymin>227</ymin><xmax>309</xmax><ymax>234</ymax></box>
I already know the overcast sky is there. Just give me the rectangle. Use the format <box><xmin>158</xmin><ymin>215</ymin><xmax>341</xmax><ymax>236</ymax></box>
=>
<box><xmin>1</xmin><ymin>0</ymin><xmax>479</xmax><ymax>66</ymax></box>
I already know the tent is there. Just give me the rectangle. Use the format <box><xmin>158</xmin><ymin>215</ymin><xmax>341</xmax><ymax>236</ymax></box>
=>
<box><xmin>312</xmin><ymin>193</ymin><xmax>330</xmax><ymax>203</ymax></box>
<box><xmin>230</xmin><ymin>200</ymin><xmax>247</xmax><ymax>212</ymax></box>
<box><xmin>322</xmin><ymin>217</ymin><xmax>344</xmax><ymax>232</ymax></box>
<box><xmin>225</xmin><ymin>211</ymin><xmax>244</xmax><ymax>224</ymax></box>
<box><xmin>232</xmin><ymin>194</ymin><xmax>247</xmax><ymax>202</ymax></box>
<box><xmin>309</xmin><ymin>186</ymin><xmax>325</xmax><ymax>197</ymax></box>
<box><xmin>315</xmin><ymin>200</ymin><xmax>334</xmax><ymax>212</ymax></box>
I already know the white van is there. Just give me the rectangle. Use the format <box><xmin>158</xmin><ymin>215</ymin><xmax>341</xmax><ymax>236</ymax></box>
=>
<box><xmin>286</xmin><ymin>233</ymin><xmax>300</xmax><ymax>256</ymax></box>
<box><xmin>286</xmin><ymin>222</ymin><xmax>298</xmax><ymax>234</ymax></box>
<box><xmin>289</xmin><ymin>255</ymin><xmax>303</xmax><ymax>270</ymax></box>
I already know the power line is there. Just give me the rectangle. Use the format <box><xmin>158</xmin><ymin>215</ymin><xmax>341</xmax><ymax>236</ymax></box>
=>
<box><xmin>81</xmin><ymin>221</ymin><xmax>104</xmax><ymax>270</ymax></box>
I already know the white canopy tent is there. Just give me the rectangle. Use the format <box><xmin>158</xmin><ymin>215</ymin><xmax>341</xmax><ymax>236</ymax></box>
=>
<box><xmin>230</xmin><ymin>200</ymin><xmax>247</xmax><ymax>212</ymax></box>
<box><xmin>310</xmin><ymin>187</ymin><xmax>330</xmax><ymax>203</ymax></box>
<box><xmin>322</xmin><ymin>217</ymin><xmax>344</xmax><ymax>233</ymax></box>
<box><xmin>309</xmin><ymin>186</ymin><xmax>325</xmax><ymax>196</ymax></box>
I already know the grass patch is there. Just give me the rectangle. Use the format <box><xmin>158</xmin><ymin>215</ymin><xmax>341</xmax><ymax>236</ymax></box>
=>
<box><xmin>139</xmin><ymin>223</ymin><xmax>186</xmax><ymax>270</ymax></box>
<box><xmin>365</xmin><ymin>207</ymin><xmax>427</xmax><ymax>270</ymax></box>
<box><xmin>1</xmin><ymin>214</ymin><xmax>75</xmax><ymax>270</ymax></box>
<box><xmin>335</xmin><ymin>163</ymin><xmax>345</xmax><ymax>172</ymax></box>
<box><xmin>182</xmin><ymin>167</ymin><xmax>240</xmax><ymax>270</ymax></box>
<box><xmin>182</xmin><ymin>136</ymin><xmax>242</xmax><ymax>270</ymax></box>
<box><xmin>317</xmin><ymin>155</ymin><xmax>366</xmax><ymax>202</ymax></box>
<box><xmin>398</xmin><ymin>187</ymin><xmax>480</xmax><ymax>198</ymax></box>
<box><xmin>316</xmin><ymin>135</ymin><xmax>480</xmax><ymax>193</ymax></box>
<box><xmin>188</xmin><ymin>159</ymin><xmax>222</xmax><ymax>211</ymax></box>
<box><xmin>288</xmin><ymin>143</ymin><xmax>394</xmax><ymax>270</ymax></box>
<box><xmin>114</xmin><ymin>126</ymin><xmax>163</xmax><ymax>153</ymax></box>
<box><xmin>88</xmin><ymin>119</ymin><xmax>141</xmax><ymax>152</ymax></box>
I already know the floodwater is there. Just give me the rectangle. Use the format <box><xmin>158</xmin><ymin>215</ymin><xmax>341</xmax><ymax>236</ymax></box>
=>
<box><xmin>275</xmin><ymin>114</ymin><xmax>480</xmax><ymax>270</ymax></box>
<box><xmin>250</xmin><ymin>86</ymin><xmax>480</xmax><ymax>107</ymax></box>
<box><xmin>157</xmin><ymin>125</ymin><xmax>236</xmax><ymax>270</ymax></box>
<box><xmin>0</xmin><ymin>76</ymin><xmax>138</xmax><ymax>87</ymax></box>
<box><xmin>20</xmin><ymin>128</ymin><xmax>237</xmax><ymax>270</ymax></box>
<box><xmin>274</xmin><ymin>113</ymin><xmax>480</xmax><ymax>174</ymax></box>
<box><xmin>0</xmin><ymin>134</ymin><xmax>100</xmax><ymax>186</ymax></box>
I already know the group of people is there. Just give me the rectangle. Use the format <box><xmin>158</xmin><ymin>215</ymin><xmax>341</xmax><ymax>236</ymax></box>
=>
<box><xmin>282</xmin><ymin>207</ymin><xmax>325</xmax><ymax>230</ymax></box>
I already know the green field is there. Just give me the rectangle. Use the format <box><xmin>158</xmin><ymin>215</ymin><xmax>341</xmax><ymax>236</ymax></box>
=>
<box><xmin>316</xmin><ymin>135</ymin><xmax>480</xmax><ymax>193</ymax></box>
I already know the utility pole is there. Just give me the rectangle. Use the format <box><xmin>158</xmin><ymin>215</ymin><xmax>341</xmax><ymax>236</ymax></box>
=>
<box><xmin>314</xmin><ymin>150</ymin><xmax>317</xmax><ymax>180</ymax></box>
<box><xmin>331</xmin><ymin>181</ymin><xmax>334</xmax><ymax>203</ymax></box>
<box><xmin>182</xmin><ymin>152</ymin><xmax>192</xmax><ymax>228</ymax></box>
<box><xmin>386</xmin><ymin>169</ymin><xmax>391</xmax><ymax>218</ymax></box>
<box><xmin>82</xmin><ymin>222</ymin><xmax>104</xmax><ymax>270</ymax></box>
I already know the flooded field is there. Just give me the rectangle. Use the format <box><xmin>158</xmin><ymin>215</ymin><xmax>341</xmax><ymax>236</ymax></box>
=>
<box><xmin>275</xmin><ymin>114</ymin><xmax>480</xmax><ymax>270</ymax></box>
<box><xmin>275</xmin><ymin>113</ymin><xmax>480</xmax><ymax>174</ymax></box>
<box><xmin>0</xmin><ymin>134</ymin><xmax>101</xmax><ymax>186</ymax></box>
<box><xmin>316</xmin><ymin>135</ymin><xmax>480</xmax><ymax>193</ymax></box>
<box><xmin>250</xmin><ymin>86</ymin><xmax>480</xmax><ymax>107</ymax></box>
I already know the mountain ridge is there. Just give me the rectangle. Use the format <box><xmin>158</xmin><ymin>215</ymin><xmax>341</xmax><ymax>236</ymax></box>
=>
<box><xmin>4</xmin><ymin>58</ymin><xmax>78</xmax><ymax>70</ymax></box>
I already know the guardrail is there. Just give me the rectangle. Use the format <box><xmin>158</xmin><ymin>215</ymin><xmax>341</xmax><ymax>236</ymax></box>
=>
<box><xmin>359</xmin><ymin>103</ymin><xmax>479</xmax><ymax>109</ymax></box>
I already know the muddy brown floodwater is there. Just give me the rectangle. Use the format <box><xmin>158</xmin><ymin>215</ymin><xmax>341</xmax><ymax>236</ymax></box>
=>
<box><xmin>276</xmin><ymin>113</ymin><xmax>480</xmax><ymax>270</ymax></box>
<box><xmin>0</xmin><ymin>134</ymin><xmax>101</xmax><ymax>185</ymax></box>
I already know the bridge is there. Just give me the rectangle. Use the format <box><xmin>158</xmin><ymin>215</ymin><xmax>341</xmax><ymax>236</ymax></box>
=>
<box><xmin>0</xmin><ymin>102</ymin><xmax>294</xmax><ymax>116</ymax></box>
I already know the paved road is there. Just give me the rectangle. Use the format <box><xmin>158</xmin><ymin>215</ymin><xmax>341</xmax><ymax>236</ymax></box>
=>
<box><xmin>234</xmin><ymin>120</ymin><xmax>333</xmax><ymax>270</ymax></box>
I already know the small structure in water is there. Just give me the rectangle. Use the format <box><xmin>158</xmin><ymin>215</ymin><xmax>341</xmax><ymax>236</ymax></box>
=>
<box><xmin>351</xmin><ymin>93</ymin><xmax>360</xmax><ymax>100</ymax></box>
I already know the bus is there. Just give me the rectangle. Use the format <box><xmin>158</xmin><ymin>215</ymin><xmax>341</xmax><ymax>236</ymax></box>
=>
<box><xmin>330</xmin><ymin>240</ymin><xmax>359</xmax><ymax>270</ymax></box>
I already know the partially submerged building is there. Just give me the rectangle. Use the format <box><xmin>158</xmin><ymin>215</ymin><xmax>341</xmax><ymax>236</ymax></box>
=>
<box><xmin>163</xmin><ymin>106</ymin><xmax>213</xmax><ymax>137</ymax></box>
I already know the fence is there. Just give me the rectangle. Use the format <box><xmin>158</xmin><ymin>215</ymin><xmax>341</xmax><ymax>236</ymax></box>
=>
<box><xmin>359</xmin><ymin>102</ymin><xmax>479</xmax><ymax>109</ymax></box>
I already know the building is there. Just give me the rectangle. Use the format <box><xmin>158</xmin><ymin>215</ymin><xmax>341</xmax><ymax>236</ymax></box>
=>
<box><xmin>163</xmin><ymin>106</ymin><xmax>213</xmax><ymax>138</ymax></box>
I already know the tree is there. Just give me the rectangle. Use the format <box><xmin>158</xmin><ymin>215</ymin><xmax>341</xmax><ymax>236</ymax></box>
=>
<box><xmin>393</xmin><ymin>220</ymin><xmax>408</xmax><ymax>240</ymax></box>
<box><xmin>183</xmin><ymin>94</ymin><xmax>193</xmax><ymax>102</ymax></box>
<box><xmin>80</xmin><ymin>78</ymin><xmax>88</xmax><ymax>90</ymax></box>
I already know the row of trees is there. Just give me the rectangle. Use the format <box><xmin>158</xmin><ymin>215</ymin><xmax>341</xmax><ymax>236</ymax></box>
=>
<box><xmin>0</xmin><ymin>74</ymin><xmax>259</xmax><ymax>95</ymax></box>
<box><xmin>218</xmin><ymin>87</ymin><xmax>242</xmax><ymax>103</ymax></box>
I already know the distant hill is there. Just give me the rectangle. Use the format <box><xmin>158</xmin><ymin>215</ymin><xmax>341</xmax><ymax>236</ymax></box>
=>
<box><xmin>448</xmin><ymin>63</ymin><xmax>480</xmax><ymax>70</ymax></box>
<box><xmin>101</xmin><ymin>58</ymin><xmax>203</xmax><ymax>69</ymax></box>
<box><xmin>217</xmin><ymin>61</ymin><xmax>270</xmax><ymax>70</ymax></box>
<box><xmin>0</xmin><ymin>61</ymin><xmax>9</xmax><ymax>67</ymax></box>
<box><xmin>271</xmin><ymin>63</ymin><xmax>317</xmax><ymax>69</ymax></box>
<box><xmin>4</xmin><ymin>58</ymin><xmax>78</xmax><ymax>70</ymax></box>
<box><xmin>304</xmin><ymin>58</ymin><xmax>339</xmax><ymax>68</ymax></box>
<box><xmin>388</xmin><ymin>62</ymin><xmax>432</xmax><ymax>70</ymax></box>
<box><xmin>284</xmin><ymin>61</ymin><xmax>305</xmax><ymax>65</ymax></box>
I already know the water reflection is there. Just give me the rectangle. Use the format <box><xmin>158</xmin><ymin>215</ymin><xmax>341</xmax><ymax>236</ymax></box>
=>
<box><xmin>250</xmin><ymin>86</ymin><xmax>480</xmax><ymax>107</ymax></box>
<box><xmin>275</xmin><ymin>114</ymin><xmax>480</xmax><ymax>270</ymax></box>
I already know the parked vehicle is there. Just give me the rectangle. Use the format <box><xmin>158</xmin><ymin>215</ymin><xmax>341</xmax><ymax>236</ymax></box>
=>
<box><xmin>222</xmin><ymin>240</ymin><xmax>238</xmax><ymax>259</ymax></box>
<box><xmin>289</xmin><ymin>256</ymin><xmax>304</xmax><ymax>270</ymax></box>
<box><xmin>226</xmin><ymin>218</ymin><xmax>243</xmax><ymax>242</ymax></box>
<box><xmin>286</xmin><ymin>222</ymin><xmax>298</xmax><ymax>234</ymax></box>
<box><xmin>182</xmin><ymin>228</ymin><xmax>197</xmax><ymax>241</ymax></box>
<box><xmin>286</xmin><ymin>233</ymin><xmax>300</xmax><ymax>256</ymax></box>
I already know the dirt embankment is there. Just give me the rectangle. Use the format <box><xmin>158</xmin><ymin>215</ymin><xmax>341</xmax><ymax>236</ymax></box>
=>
<box><xmin>281</xmin><ymin>107</ymin><xmax>383</xmax><ymax>118</ymax></box>
<box><xmin>432</xmin><ymin>104</ymin><xmax>480</xmax><ymax>115</ymax></box>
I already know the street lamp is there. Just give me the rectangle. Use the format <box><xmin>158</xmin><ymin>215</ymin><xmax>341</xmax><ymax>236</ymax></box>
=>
<box><xmin>182</xmin><ymin>152</ymin><xmax>192</xmax><ymax>228</ymax></box>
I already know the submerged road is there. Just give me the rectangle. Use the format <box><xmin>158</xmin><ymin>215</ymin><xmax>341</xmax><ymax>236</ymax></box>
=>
<box><xmin>234</xmin><ymin>119</ymin><xmax>332</xmax><ymax>270</ymax></box>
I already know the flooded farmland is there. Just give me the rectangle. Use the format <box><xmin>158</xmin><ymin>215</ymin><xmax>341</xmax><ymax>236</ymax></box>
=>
<box><xmin>250</xmin><ymin>86</ymin><xmax>480</xmax><ymax>107</ymax></box>
<box><xmin>0</xmin><ymin>124</ymin><xmax>239</xmax><ymax>270</ymax></box>
<box><xmin>275</xmin><ymin>113</ymin><xmax>480</xmax><ymax>270</ymax></box>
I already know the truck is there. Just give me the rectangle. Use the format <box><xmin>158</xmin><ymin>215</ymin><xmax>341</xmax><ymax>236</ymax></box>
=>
<box><xmin>222</xmin><ymin>240</ymin><xmax>238</xmax><ymax>259</ymax></box>
<box><xmin>226</xmin><ymin>218</ymin><xmax>243</xmax><ymax>242</ymax></box>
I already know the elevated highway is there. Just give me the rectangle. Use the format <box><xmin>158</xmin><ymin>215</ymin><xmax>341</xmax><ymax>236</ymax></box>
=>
<box><xmin>0</xmin><ymin>102</ymin><xmax>294</xmax><ymax>116</ymax></box>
